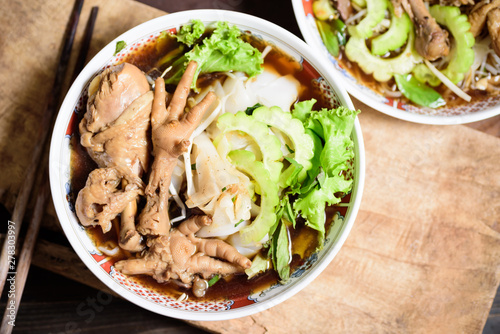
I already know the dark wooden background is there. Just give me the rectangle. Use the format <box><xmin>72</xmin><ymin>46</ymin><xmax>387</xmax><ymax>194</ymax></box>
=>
<box><xmin>0</xmin><ymin>0</ymin><xmax>498</xmax><ymax>333</ymax></box>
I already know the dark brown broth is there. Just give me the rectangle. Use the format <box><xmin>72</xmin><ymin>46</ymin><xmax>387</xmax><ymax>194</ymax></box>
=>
<box><xmin>70</xmin><ymin>29</ymin><xmax>350</xmax><ymax>301</ymax></box>
<box><xmin>336</xmin><ymin>48</ymin><xmax>491</xmax><ymax>108</ymax></box>
<box><xmin>68</xmin><ymin>131</ymin><xmax>97</xmax><ymax>205</ymax></box>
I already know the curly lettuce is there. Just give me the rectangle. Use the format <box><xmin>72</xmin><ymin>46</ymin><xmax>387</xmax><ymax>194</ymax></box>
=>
<box><xmin>165</xmin><ymin>21</ymin><xmax>263</xmax><ymax>89</ymax></box>
<box><xmin>291</xmin><ymin>101</ymin><xmax>359</xmax><ymax>248</ymax></box>
<box><xmin>175</xmin><ymin>19</ymin><xmax>204</xmax><ymax>46</ymax></box>
<box><xmin>256</xmin><ymin>100</ymin><xmax>359</xmax><ymax>282</ymax></box>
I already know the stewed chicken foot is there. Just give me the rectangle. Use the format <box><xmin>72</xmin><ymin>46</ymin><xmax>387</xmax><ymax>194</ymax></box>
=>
<box><xmin>138</xmin><ymin>61</ymin><xmax>217</xmax><ymax>236</ymax></box>
<box><xmin>469</xmin><ymin>1</ymin><xmax>500</xmax><ymax>58</ymax></box>
<box><xmin>115</xmin><ymin>215</ymin><xmax>251</xmax><ymax>288</ymax></box>
<box><xmin>488</xmin><ymin>7</ymin><xmax>500</xmax><ymax>57</ymax></box>
<box><xmin>75</xmin><ymin>167</ymin><xmax>143</xmax><ymax>233</ymax></box>
<box><xmin>77</xmin><ymin>62</ymin><xmax>153</xmax><ymax>248</ymax></box>
<box><xmin>83</xmin><ymin>63</ymin><xmax>151</xmax><ymax>136</ymax></box>
<box><xmin>407</xmin><ymin>0</ymin><xmax>450</xmax><ymax>61</ymax></box>
<box><xmin>79</xmin><ymin>67</ymin><xmax>153</xmax><ymax>178</ymax></box>
<box><xmin>469</xmin><ymin>0</ymin><xmax>500</xmax><ymax>38</ymax></box>
<box><xmin>119</xmin><ymin>180</ymin><xmax>144</xmax><ymax>252</ymax></box>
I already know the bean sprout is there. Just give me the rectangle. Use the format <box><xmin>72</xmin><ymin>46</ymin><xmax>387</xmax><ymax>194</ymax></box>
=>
<box><xmin>424</xmin><ymin>60</ymin><xmax>471</xmax><ymax>102</ymax></box>
<box><xmin>345</xmin><ymin>9</ymin><xmax>367</xmax><ymax>26</ymax></box>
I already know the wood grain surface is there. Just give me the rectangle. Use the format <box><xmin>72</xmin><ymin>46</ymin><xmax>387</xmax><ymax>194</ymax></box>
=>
<box><xmin>0</xmin><ymin>0</ymin><xmax>499</xmax><ymax>333</ymax></box>
<box><xmin>188</xmin><ymin>103</ymin><xmax>500</xmax><ymax>334</ymax></box>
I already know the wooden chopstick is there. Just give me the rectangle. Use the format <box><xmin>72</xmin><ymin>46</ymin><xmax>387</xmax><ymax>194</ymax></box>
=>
<box><xmin>0</xmin><ymin>1</ymin><xmax>99</xmax><ymax>331</ymax></box>
<box><xmin>0</xmin><ymin>0</ymin><xmax>85</xmax><ymax>298</ymax></box>
<box><xmin>0</xmin><ymin>0</ymin><xmax>100</xmax><ymax>332</ymax></box>
<box><xmin>72</xmin><ymin>6</ymin><xmax>99</xmax><ymax>81</ymax></box>
<box><xmin>1</xmin><ymin>6</ymin><xmax>99</xmax><ymax>328</ymax></box>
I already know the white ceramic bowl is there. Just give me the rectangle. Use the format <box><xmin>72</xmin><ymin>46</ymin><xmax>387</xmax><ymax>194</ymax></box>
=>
<box><xmin>292</xmin><ymin>0</ymin><xmax>500</xmax><ymax>125</ymax></box>
<box><xmin>49</xmin><ymin>9</ymin><xmax>365</xmax><ymax>320</ymax></box>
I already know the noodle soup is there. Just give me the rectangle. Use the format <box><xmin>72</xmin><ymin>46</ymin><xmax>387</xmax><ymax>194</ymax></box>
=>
<box><xmin>50</xmin><ymin>10</ymin><xmax>364</xmax><ymax>320</ymax></box>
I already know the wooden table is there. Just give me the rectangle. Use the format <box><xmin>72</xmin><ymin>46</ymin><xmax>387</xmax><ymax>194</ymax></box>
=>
<box><xmin>1</xmin><ymin>0</ymin><xmax>499</xmax><ymax>333</ymax></box>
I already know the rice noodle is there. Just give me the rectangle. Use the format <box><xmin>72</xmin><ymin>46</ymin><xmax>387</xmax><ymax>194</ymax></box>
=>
<box><xmin>216</xmin><ymin>71</ymin><xmax>246</xmax><ymax>115</ymax></box>
<box><xmin>182</xmin><ymin>72</ymin><xmax>245</xmax><ymax>197</ymax></box>
<box><xmin>183</xmin><ymin>72</ymin><xmax>243</xmax><ymax>196</ymax></box>
<box><xmin>184</xmin><ymin>100</ymin><xmax>223</xmax><ymax>197</ymax></box>
<box><xmin>424</xmin><ymin>60</ymin><xmax>471</xmax><ymax>102</ymax></box>
<box><xmin>222</xmin><ymin>71</ymin><xmax>240</xmax><ymax>80</ymax></box>
<box><xmin>169</xmin><ymin>182</ymin><xmax>187</xmax><ymax>224</ymax></box>
<box><xmin>192</xmin><ymin>101</ymin><xmax>222</xmax><ymax>139</ymax></box>
<box><xmin>184</xmin><ymin>148</ymin><xmax>194</xmax><ymax>197</ymax></box>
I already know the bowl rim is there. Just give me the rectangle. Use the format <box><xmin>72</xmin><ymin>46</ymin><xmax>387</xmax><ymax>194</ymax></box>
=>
<box><xmin>49</xmin><ymin>9</ymin><xmax>365</xmax><ymax>321</ymax></box>
<box><xmin>291</xmin><ymin>0</ymin><xmax>500</xmax><ymax>125</ymax></box>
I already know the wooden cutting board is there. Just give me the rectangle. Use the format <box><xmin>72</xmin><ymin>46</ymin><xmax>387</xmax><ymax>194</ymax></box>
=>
<box><xmin>1</xmin><ymin>0</ymin><xmax>499</xmax><ymax>333</ymax></box>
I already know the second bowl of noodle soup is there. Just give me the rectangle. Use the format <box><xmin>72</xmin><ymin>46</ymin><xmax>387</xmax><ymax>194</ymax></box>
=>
<box><xmin>292</xmin><ymin>0</ymin><xmax>500</xmax><ymax>124</ymax></box>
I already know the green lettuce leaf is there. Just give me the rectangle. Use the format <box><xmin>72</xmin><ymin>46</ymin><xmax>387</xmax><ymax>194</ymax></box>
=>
<box><xmin>301</xmin><ymin>130</ymin><xmax>323</xmax><ymax>192</ymax></box>
<box><xmin>268</xmin><ymin>195</ymin><xmax>294</xmax><ymax>282</ymax></box>
<box><xmin>315</xmin><ymin>106</ymin><xmax>357</xmax><ymax>175</ymax></box>
<box><xmin>165</xmin><ymin>21</ymin><xmax>263</xmax><ymax>90</ymax></box>
<box><xmin>291</xmin><ymin>102</ymin><xmax>359</xmax><ymax>249</ymax></box>
<box><xmin>282</xmin><ymin>157</ymin><xmax>304</xmax><ymax>194</ymax></box>
<box><xmin>292</xmin><ymin>98</ymin><xmax>317</xmax><ymax>122</ymax></box>
<box><xmin>248</xmin><ymin>101</ymin><xmax>358</xmax><ymax>280</ymax></box>
<box><xmin>294</xmin><ymin>172</ymin><xmax>352</xmax><ymax>243</ymax></box>
<box><xmin>175</xmin><ymin>19</ymin><xmax>204</xmax><ymax>46</ymax></box>
<box><xmin>273</xmin><ymin>220</ymin><xmax>291</xmax><ymax>282</ymax></box>
<box><xmin>114</xmin><ymin>41</ymin><xmax>127</xmax><ymax>55</ymax></box>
